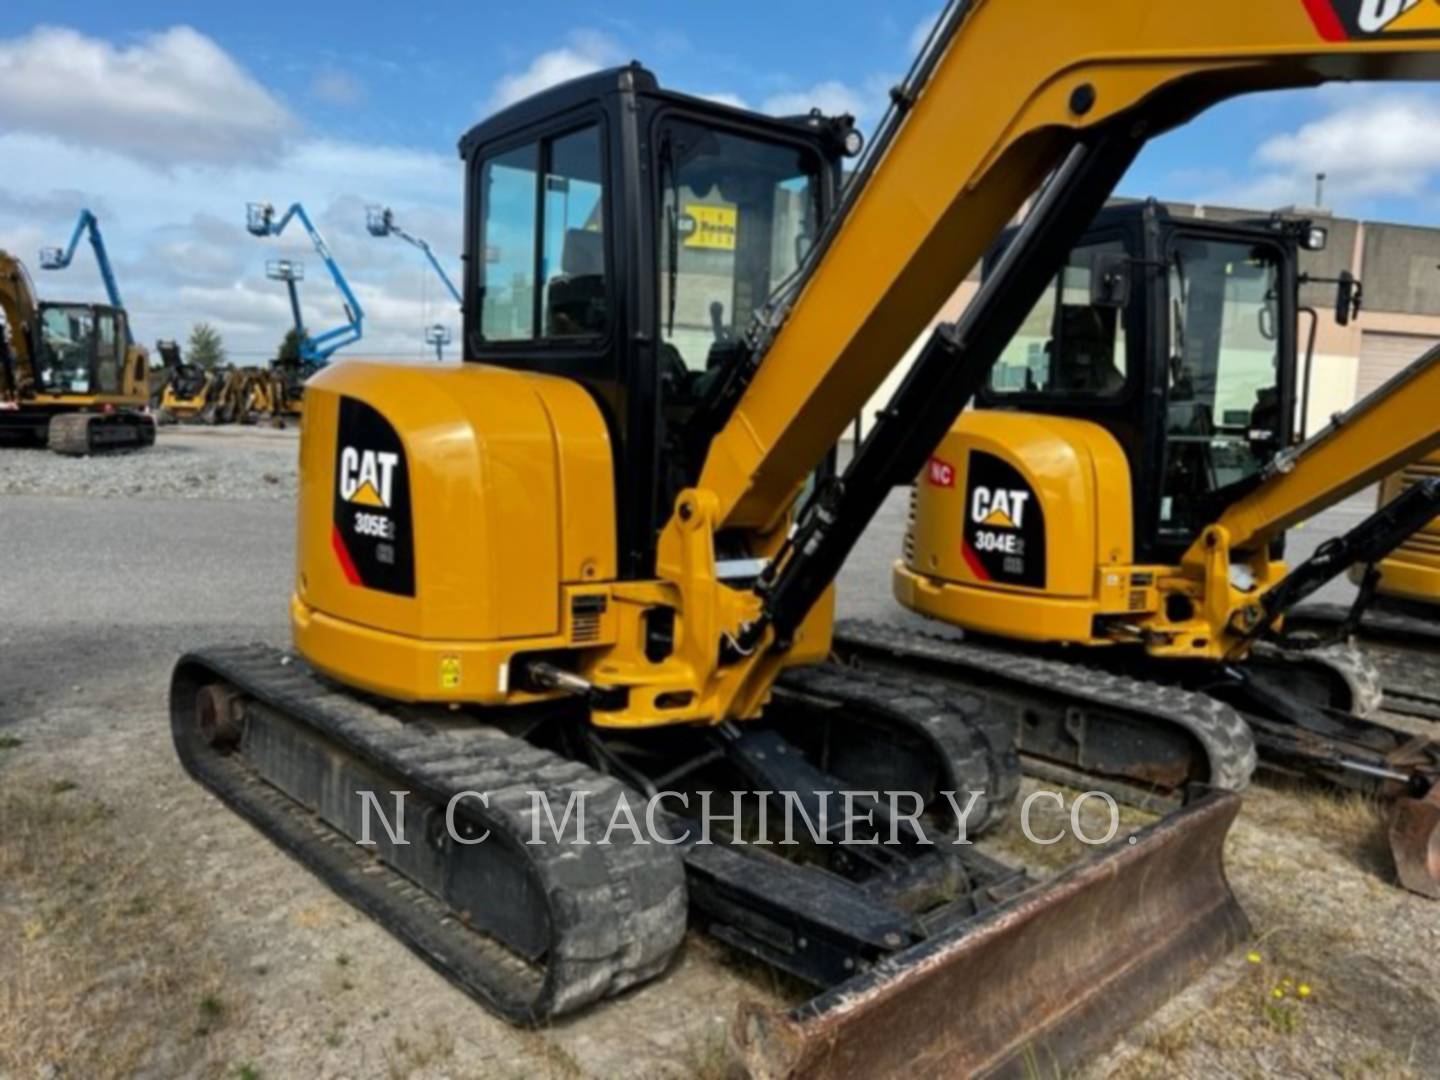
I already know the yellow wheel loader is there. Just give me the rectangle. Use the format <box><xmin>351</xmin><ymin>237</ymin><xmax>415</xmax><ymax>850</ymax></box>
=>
<box><xmin>0</xmin><ymin>251</ymin><xmax>154</xmax><ymax>454</ymax></box>
<box><xmin>170</xmin><ymin>3</ymin><xmax>1440</xmax><ymax>1073</ymax></box>
<box><xmin>880</xmin><ymin>201</ymin><xmax>1440</xmax><ymax>898</ymax></box>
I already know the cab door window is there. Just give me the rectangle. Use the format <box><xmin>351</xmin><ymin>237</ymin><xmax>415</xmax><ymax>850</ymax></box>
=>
<box><xmin>1158</xmin><ymin>236</ymin><xmax>1283</xmax><ymax>539</ymax></box>
<box><xmin>656</xmin><ymin>119</ymin><xmax>822</xmax><ymax>391</ymax></box>
<box><xmin>38</xmin><ymin>305</ymin><xmax>95</xmax><ymax>394</ymax></box>
<box><xmin>477</xmin><ymin>124</ymin><xmax>607</xmax><ymax>343</ymax></box>
<box><xmin>95</xmin><ymin>311</ymin><xmax>122</xmax><ymax>394</ymax></box>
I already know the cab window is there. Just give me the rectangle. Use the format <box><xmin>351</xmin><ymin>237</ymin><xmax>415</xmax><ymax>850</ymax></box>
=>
<box><xmin>478</xmin><ymin>123</ymin><xmax>607</xmax><ymax>342</ymax></box>
<box><xmin>96</xmin><ymin>311</ymin><xmax>122</xmax><ymax>394</ymax></box>
<box><xmin>38</xmin><ymin>305</ymin><xmax>96</xmax><ymax>393</ymax></box>
<box><xmin>987</xmin><ymin>239</ymin><xmax>1129</xmax><ymax>397</ymax></box>
<box><xmin>657</xmin><ymin>119</ymin><xmax>822</xmax><ymax>386</ymax></box>
<box><xmin>1159</xmin><ymin>236</ymin><xmax>1283</xmax><ymax>539</ymax></box>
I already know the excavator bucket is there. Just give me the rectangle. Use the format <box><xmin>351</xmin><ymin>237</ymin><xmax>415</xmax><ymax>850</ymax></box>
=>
<box><xmin>733</xmin><ymin>790</ymin><xmax>1246</xmax><ymax>1079</ymax></box>
<box><xmin>1391</xmin><ymin>786</ymin><xmax>1440</xmax><ymax>899</ymax></box>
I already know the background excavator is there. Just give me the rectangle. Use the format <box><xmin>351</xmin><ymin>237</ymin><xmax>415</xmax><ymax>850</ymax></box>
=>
<box><xmin>1282</xmin><ymin>453</ymin><xmax>1440</xmax><ymax>739</ymax></box>
<box><xmin>881</xmin><ymin>200</ymin><xmax>1440</xmax><ymax>897</ymax></box>
<box><xmin>0</xmin><ymin>210</ymin><xmax>154</xmax><ymax>454</ymax></box>
<box><xmin>168</xmin><ymin>4</ymin><xmax>1440</xmax><ymax>1075</ymax></box>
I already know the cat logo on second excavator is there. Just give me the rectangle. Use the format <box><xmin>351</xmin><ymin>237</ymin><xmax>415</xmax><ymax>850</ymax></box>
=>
<box><xmin>961</xmin><ymin>451</ymin><xmax>1046</xmax><ymax>589</ymax></box>
<box><xmin>971</xmin><ymin>486</ymin><xmax>1030</xmax><ymax>531</ymax></box>
<box><xmin>1304</xmin><ymin>0</ymin><xmax>1440</xmax><ymax>40</ymax></box>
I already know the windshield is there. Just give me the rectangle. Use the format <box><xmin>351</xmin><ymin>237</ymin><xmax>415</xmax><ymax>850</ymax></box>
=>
<box><xmin>658</xmin><ymin>119</ymin><xmax>822</xmax><ymax>377</ymax></box>
<box><xmin>36</xmin><ymin>304</ymin><xmax>97</xmax><ymax>394</ymax></box>
<box><xmin>1159</xmin><ymin>236</ymin><xmax>1284</xmax><ymax>539</ymax></box>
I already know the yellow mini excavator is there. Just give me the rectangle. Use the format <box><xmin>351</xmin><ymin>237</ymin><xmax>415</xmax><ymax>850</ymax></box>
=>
<box><xmin>170</xmin><ymin>3</ymin><xmax>1440</xmax><ymax>1074</ymax></box>
<box><xmin>876</xmin><ymin>200</ymin><xmax>1440</xmax><ymax>897</ymax></box>
<box><xmin>0</xmin><ymin>250</ymin><xmax>154</xmax><ymax>454</ymax></box>
<box><xmin>1283</xmin><ymin>452</ymin><xmax>1440</xmax><ymax>739</ymax></box>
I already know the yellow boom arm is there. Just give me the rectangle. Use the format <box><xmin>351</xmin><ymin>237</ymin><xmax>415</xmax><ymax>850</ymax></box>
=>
<box><xmin>640</xmin><ymin>0</ymin><xmax>1440</xmax><ymax>723</ymax></box>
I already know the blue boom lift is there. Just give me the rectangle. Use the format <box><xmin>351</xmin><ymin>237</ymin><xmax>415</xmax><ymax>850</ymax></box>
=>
<box><xmin>247</xmin><ymin>202</ymin><xmax>364</xmax><ymax>364</ymax></box>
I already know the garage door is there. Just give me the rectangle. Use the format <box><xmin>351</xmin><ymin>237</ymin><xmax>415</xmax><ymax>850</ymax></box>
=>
<box><xmin>1357</xmin><ymin>331</ymin><xmax>1440</xmax><ymax>400</ymax></box>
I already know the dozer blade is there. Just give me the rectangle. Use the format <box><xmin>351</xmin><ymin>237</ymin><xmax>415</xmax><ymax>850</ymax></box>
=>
<box><xmin>732</xmin><ymin>790</ymin><xmax>1246</xmax><ymax>1080</ymax></box>
<box><xmin>1391</xmin><ymin>786</ymin><xmax>1440</xmax><ymax>899</ymax></box>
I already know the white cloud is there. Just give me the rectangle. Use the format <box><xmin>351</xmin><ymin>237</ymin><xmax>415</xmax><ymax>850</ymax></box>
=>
<box><xmin>1186</xmin><ymin>90</ymin><xmax>1440</xmax><ymax>213</ymax></box>
<box><xmin>311</xmin><ymin>67</ymin><xmax>366</xmax><ymax>106</ymax></box>
<box><xmin>0</xmin><ymin>26</ymin><xmax>296</xmax><ymax>168</ymax></box>
<box><xmin>487</xmin><ymin>31</ymin><xmax>623</xmax><ymax>111</ymax></box>
<box><xmin>0</xmin><ymin>130</ymin><xmax>462</xmax><ymax>363</ymax></box>
<box><xmin>1254</xmin><ymin>93</ymin><xmax>1440</xmax><ymax>199</ymax></box>
<box><xmin>761</xmin><ymin>75</ymin><xmax>893</xmax><ymax>125</ymax></box>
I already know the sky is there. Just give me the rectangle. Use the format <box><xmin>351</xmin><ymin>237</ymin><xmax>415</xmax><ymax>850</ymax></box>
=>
<box><xmin>3</xmin><ymin>2</ymin><xmax>1440</xmax><ymax>363</ymax></box>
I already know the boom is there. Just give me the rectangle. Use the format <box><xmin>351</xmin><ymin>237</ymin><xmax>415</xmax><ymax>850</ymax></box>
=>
<box><xmin>701</xmin><ymin>0</ymin><xmax>1440</xmax><ymax>665</ymax></box>
<box><xmin>39</xmin><ymin>209</ymin><xmax>131</xmax><ymax>343</ymax></box>
<box><xmin>1213</xmin><ymin>346</ymin><xmax>1440</xmax><ymax>554</ymax></box>
<box><xmin>365</xmin><ymin>205</ymin><xmax>461</xmax><ymax>307</ymax></box>
<box><xmin>247</xmin><ymin>202</ymin><xmax>364</xmax><ymax>364</ymax></box>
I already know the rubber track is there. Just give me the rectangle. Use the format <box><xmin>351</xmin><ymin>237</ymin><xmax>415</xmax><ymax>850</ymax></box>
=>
<box><xmin>777</xmin><ymin>662</ymin><xmax>1021</xmax><ymax>836</ymax></box>
<box><xmin>171</xmin><ymin>644</ymin><xmax>687</xmax><ymax>1024</ymax></box>
<box><xmin>1250</xmin><ymin>640</ymin><xmax>1385</xmax><ymax>719</ymax></box>
<box><xmin>1290</xmin><ymin>603</ymin><xmax>1440</xmax><ymax>723</ymax></box>
<box><xmin>831</xmin><ymin>620</ymin><xmax>1257</xmax><ymax>793</ymax></box>
<box><xmin>47</xmin><ymin>411</ymin><xmax>156</xmax><ymax>456</ymax></box>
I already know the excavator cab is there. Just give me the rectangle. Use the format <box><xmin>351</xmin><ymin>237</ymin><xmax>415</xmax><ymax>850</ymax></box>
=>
<box><xmin>461</xmin><ymin>65</ymin><xmax>852</xmax><ymax>572</ymax></box>
<box><xmin>987</xmin><ymin>203</ymin><xmax>1304</xmax><ymax>564</ymax></box>
<box><xmin>901</xmin><ymin>204</ymin><xmax>1326</xmax><ymax>640</ymax></box>
<box><xmin>32</xmin><ymin>302</ymin><xmax>132</xmax><ymax>397</ymax></box>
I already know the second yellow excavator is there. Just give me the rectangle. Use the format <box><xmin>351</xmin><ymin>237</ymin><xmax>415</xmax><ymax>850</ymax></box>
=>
<box><xmin>876</xmin><ymin>200</ymin><xmax>1440</xmax><ymax>897</ymax></box>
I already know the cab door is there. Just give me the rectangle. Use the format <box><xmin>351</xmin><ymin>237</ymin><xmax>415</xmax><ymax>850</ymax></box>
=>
<box><xmin>1144</xmin><ymin>229</ymin><xmax>1294</xmax><ymax>561</ymax></box>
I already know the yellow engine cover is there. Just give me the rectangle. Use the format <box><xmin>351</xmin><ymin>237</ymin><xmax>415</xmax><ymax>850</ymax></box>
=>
<box><xmin>896</xmin><ymin>411</ymin><xmax>1135</xmax><ymax>643</ymax></box>
<box><xmin>291</xmin><ymin>359</ymin><xmax>617</xmax><ymax>703</ymax></box>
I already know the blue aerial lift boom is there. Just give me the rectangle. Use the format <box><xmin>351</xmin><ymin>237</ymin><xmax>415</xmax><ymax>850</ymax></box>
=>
<box><xmin>365</xmin><ymin>205</ymin><xmax>461</xmax><ymax>306</ymax></box>
<box><xmin>40</xmin><ymin>208</ymin><xmax>133</xmax><ymax>344</ymax></box>
<box><xmin>247</xmin><ymin>202</ymin><xmax>363</xmax><ymax>364</ymax></box>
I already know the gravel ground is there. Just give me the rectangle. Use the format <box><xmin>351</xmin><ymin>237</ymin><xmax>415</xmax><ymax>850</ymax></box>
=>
<box><xmin>0</xmin><ymin>425</ymin><xmax>299</xmax><ymax>501</ymax></box>
<box><xmin>1</xmin><ymin>430</ymin><xmax>1435</xmax><ymax>1079</ymax></box>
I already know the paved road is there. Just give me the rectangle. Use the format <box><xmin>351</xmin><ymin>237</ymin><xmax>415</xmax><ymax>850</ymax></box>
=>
<box><xmin>2</xmin><ymin>477</ymin><xmax>1367</xmax><ymax>710</ymax></box>
<box><xmin>1</xmin><ymin>495</ymin><xmax>292</xmax><ymax>721</ymax></box>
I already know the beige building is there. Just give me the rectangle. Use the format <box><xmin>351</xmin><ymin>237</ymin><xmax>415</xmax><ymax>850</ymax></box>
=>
<box><xmin>855</xmin><ymin>202</ymin><xmax>1440</xmax><ymax>441</ymax></box>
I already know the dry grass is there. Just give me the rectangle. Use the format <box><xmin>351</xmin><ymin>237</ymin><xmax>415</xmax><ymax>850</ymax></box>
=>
<box><xmin>1258</xmin><ymin>780</ymin><xmax>1391</xmax><ymax>874</ymax></box>
<box><xmin>381</xmin><ymin>1024</ymin><xmax>457</xmax><ymax>1079</ymax></box>
<box><xmin>980</xmin><ymin>777</ymin><xmax>1155</xmax><ymax>875</ymax></box>
<box><xmin>0</xmin><ymin>768</ymin><xmax>246</xmax><ymax>1078</ymax></box>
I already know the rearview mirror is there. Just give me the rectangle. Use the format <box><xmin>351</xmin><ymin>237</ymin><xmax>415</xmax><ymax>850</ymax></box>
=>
<box><xmin>1090</xmin><ymin>253</ymin><xmax>1130</xmax><ymax>308</ymax></box>
<box><xmin>1335</xmin><ymin>270</ymin><xmax>1362</xmax><ymax>327</ymax></box>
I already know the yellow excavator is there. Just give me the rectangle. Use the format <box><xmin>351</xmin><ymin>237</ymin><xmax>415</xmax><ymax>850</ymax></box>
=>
<box><xmin>1368</xmin><ymin>457</ymin><xmax>1440</xmax><ymax>608</ymax></box>
<box><xmin>0</xmin><ymin>249</ymin><xmax>154</xmax><ymax>454</ymax></box>
<box><xmin>169</xmin><ymin>3</ymin><xmax>1440</xmax><ymax>1074</ymax></box>
<box><xmin>1285</xmin><ymin>454</ymin><xmax>1440</xmax><ymax>735</ymax></box>
<box><xmin>879</xmin><ymin>200</ymin><xmax>1440</xmax><ymax>897</ymax></box>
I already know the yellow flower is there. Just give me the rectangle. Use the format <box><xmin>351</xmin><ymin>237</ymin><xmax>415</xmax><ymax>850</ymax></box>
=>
<box><xmin>1298</xmin><ymin>984</ymin><xmax>1312</xmax><ymax>999</ymax></box>
<box><xmin>1271</xmin><ymin>987</ymin><xmax>1285</xmax><ymax>999</ymax></box>
<box><xmin>1282</xmin><ymin>978</ymin><xmax>1294</xmax><ymax>988</ymax></box>
<box><xmin>1246</xmin><ymin>951</ymin><xmax>1262</xmax><ymax>964</ymax></box>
